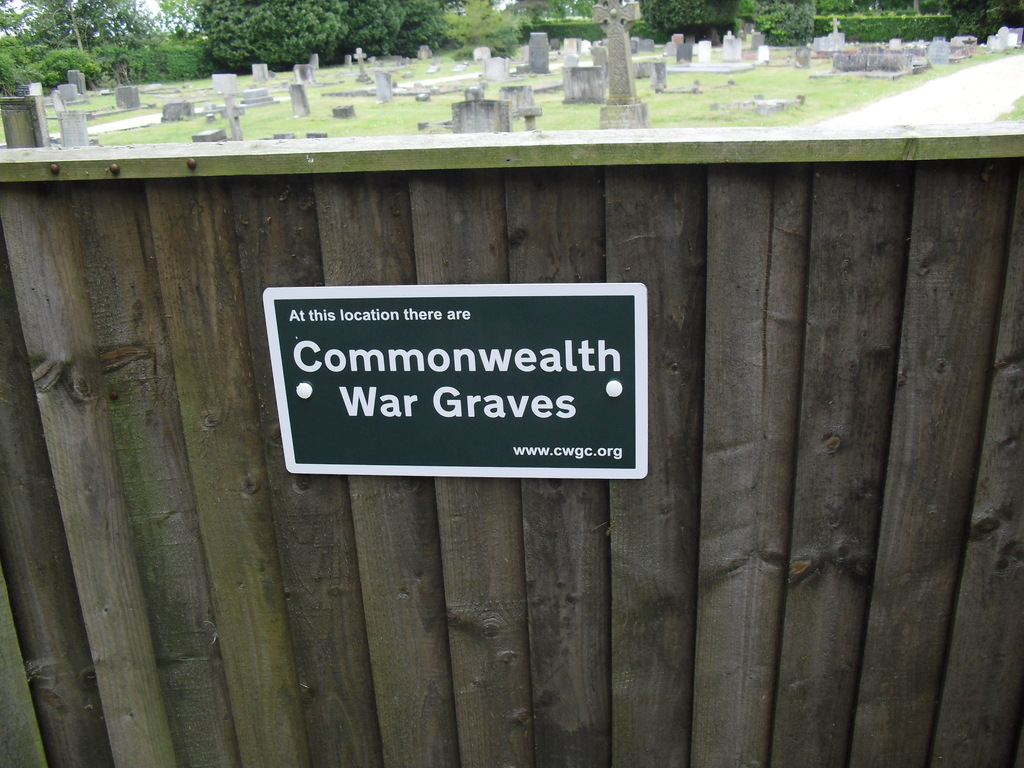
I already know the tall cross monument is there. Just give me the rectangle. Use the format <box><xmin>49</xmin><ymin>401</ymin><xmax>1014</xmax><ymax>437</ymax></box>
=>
<box><xmin>593</xmin><ymin>0</ymin><xmax>649</xmax><ymax>129</ymax></box>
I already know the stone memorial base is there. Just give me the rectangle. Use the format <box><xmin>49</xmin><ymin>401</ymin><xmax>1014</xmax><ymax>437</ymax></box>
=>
<box><xmin>600</xmin><ymin>101</ymin><xmax>649</xmax><ymax>129</ymax></box>
<box><xmin>192</xmin><ymin>128</ymin><xmax>227</xmax><ymax>142</ymax></box>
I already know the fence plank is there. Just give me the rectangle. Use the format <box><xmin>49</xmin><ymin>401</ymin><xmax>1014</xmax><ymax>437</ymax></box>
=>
<box><xmin>75</xmin><ymin>181</ymin><xmax>242</xmax><ymax>768</ymax></box>
<box><xmin>930</xmin><ymin>162</ymin><xmax>1024</xmax><ymax>766</ymax></box>
<box><xmin>605</xmin><ymin>165</ymin><xmax>707</xmax><ymax>767</ymax></box>
<box><xmin>410</xmin><ymin>169</ymin><xmax>534</xmax><ymax>768</ymax></box>
<box><xmin>235</xmin><ymin>175</ymin><xmax>384</xmax><ymax>768</ymax></box>
<box><xmin>0</xmin><ymin>547</ymin><xmax>48</xmax><ymax>767</ymax></box>
<box><xmin>317</xmin><ymin>172</ymin><xmax>460</xmax><ymax>768</ymax></box>
<box><xmin>1</xmin><ymin>184</ymin><xmax>177</xmax><ymax>767</ymax></box>
<box><xmin>506</xmin><ymin>166</ymin><xmax>611</xmax><ymax>768</ymax></box>
<box><xmin>771</xmin><ymin>162</ymin><xmax>911</xmax><ymax>767</ymax></box>
<box><xmin>850</xmin><ymin>159</ymin><xmax>1015</xmax><ymax>766</ymax></box>
<box><xmin>694</xmin><ymin>165</ymin><xmax>810</xmax><ymax>767</ymax></box>
<box><xmin>146</xmin><ymin>178</ymin><xmax>311</xmax><ymax>768</ymax></box>
<box><xmin>0</xmin><ymin>213</ymin><xmax>113</xmax><ymax>768</ymax></box>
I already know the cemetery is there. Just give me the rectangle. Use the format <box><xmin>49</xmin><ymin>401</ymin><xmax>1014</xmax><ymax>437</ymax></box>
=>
<box><xmin>0</xmin><ymin>3</ymin><xmax>1023</xmax><ymax>767</ymax></box>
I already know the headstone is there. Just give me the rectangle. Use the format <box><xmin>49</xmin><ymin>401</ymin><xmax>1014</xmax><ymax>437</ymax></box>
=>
<box><xmin>224</xmin><ymin>94</ymin><xmax>242</xmax><ymax>140</ymax></box>
<box><xmin>333</xmin><ymin>105</ymin><xmax>356</xmax><ymax>119</ymax></box>
<box><xmin>630</xmin><ymin>37</ymin><xmax>639</xmax><ymax>54</ymax></box>
<box><xmin>483</xmin><ymin>57</ymin><xmax>510</xmax><ymax>81</ymax></box>
<box><xmin>0</xmin><ymin>95</ymin><xmax>50</xmax><ymax>147</ymax></box>
<box><xmin>309</xmin><ymin>53</ymin><xmax>320</xmax><ymax>70</ymax></box>
<box><xmin>473</xmin><ymin>46</ymin><xmax>491</xmax><ymax>61</ymax></box>
<box><xmin>563</xmin><ymin>67</ymin><xmax>606</xmax><ymax>104</ymax></box>
<box><xmin>28</xmin><ymin>82</ymin><xmax>43</xmax><ymax>96</ymax></box>
<box><xmin>162</xmin><ymin>101</ymin><xmax>194</xmax><ymax>122</ymax></box>
<box><xmin>306</xmin><ymin>132</ymin><xmax>327</xmax><ymax>138</ymax></box>
<box><xmin>650</xmin><ymin>61</ymin><xmax>667</xmax><ymax>92</ymax></box>
<box><xmin>114</xmin><ymin>85</ymin><xmax>140</xmax><ymax>110</ymax></box>
<box><xmin>664</xmin><ymin>43</ymin><xmax>677</xmax><ymax>58</ymax></box>
<box><xmin>795</xmin><ymin>46</ymin><xmax>811</xmax><ymax>68</ymax></box>
<box><xmin>252</xmin><ymin>63</ymin><xmax>269</xmax><ymax>83</ymax></box>
<box><xmin>592</xmin><ymin>46</ymin><xmax>608</xmax><ymax>68</ymax></box>
<box><xmin>451</xmin><ymin>99</ymin><xmax>512</xmax><ymax>133</ymax></box>
<box><xmin>832</xmin><ymin>51</ymin><xmax>912</xmax><ymax>73</ymax></box>
<box><xmin>889</xmin><ymin>38</ymin><xmax>903</xmax><ymax>50</ymax></box>
<box><xmin>751</xmin><ymin>32</ymin><xmax>765</xmax><ymax>50</ymax></box>
<box><xmin>677</xmin><ymin>42</ymin><xmax>694</xmax><ymax>62</ymax></box>
<box><xmin>50</xmin><ymin>87</ymin><xmax>66</xmax><ymax>113</ymax></box>
<box><xmin>294</xmin><ymin>64</ymin><xmax>316</xmax><ymax>85</ymax></box>
<box><xmin>274</xmin><ymin>133</ymin><xmax>296</xmax><ymax>140</ymax></box>
<box><xmin>638</xmin><ymin>38</ymin><xmax>655</xmax><ymax>53</ymax></box>
<box><xmin>192</xmin><ymin>128</ymin><xmax>227</xmax><ymax>142</ymax></box>
<box><xmin>498</xmin><ymin>84</ymin><xmax>536</xmax><ymax>118</ymax></box>
<box><xmin>354</xmin><ymin>48</ymin><xmax>371</xmax><ymax>83</ymax></box>
<box><xmin>593</xmin><ymin>0</ymin><xmax>649</xmax><ymax>129</ymax></box>
<box><xmin>634</xmin><ymin>61</ymin><xmax>651</xmax><ymax>78</ymax></box>
<box><xmin>723</xmin><ymin>32</ymin><xmax>743</xmax><ymax>62</ymax></box>
<box><xmin>67</xmin><ymin>69</ymin><xmax>87</xmax><ymax>96</ymax></box>
<box><xmin>988</xmin><ymin>34</ymin><xmax>1006</xmax><ymax>52</ymax></box>
<box><xmin>928</xmin><ymin>38</ymin><xmax>951</xmax><ymax>65</ymax></box>
<box><xmin>289</xmin><ymin>82</ymin><xmax>311</xmax><ymax>117</ymax></box>
<box><xmin>529</xmin><ymin>32</ymin><xmax>550</xmax><ymax>74</ymax></box>
<box><xmin>672</xmin><ymin>33</ymin><xmax>686</xmax><ymax>45</ymax></box>
<box><xmin>565</xmin><ymin>54</ymin><xmax>580</xmax><ymax>68</ymax></box>
<box><xmin>375</xmin><ymin>72</ymin><xmax>393</xmax><ymax>103</ymax></box>
<box><xmin>757</xmin><ymin>45</ymin><xmax>770</xmax><ymax>64</ymax></box>
<box><xmin>415</xmin><ymin>92</ymin><xmax>430</xmax><ymax>102</ymax></box>
<box><xmin>464</xmin><ymin>86</ymin><xmax>485</xmax><ymax>101</ymax></box>
<box><xmin>240</xmin><ymin>87</ymin><xmax>275</xmax><ymax>107</ymax></box>
<box><xmin>1010</xmin><ymin>28</ymin><xmax>1023</xmax><ymax>46</ymax></box>
<box><xmin>212</xmin><ymin>73</ymin><xmax>238</xmax><ymax>95</ymax></box>
<box><xmin>696</xmin><ymin>40</ymin><xmax>713</xmax><ymax>63</ymax></box>
<box><xmin>564</xmin><ymin>38</ymin><xmax>582</xmax><ymax>57</ymax></box>
<box><xmin>58</xmin><ymin>110</ymin><xmax>89</xmax><ymax>147</ymax></box>
<box><xmin>57</xmin><ymin>83</ymin><xmax>79</xmax><ymax>104</ymax></box>
<box><xmin>419</xmin><ymin>45</ymin><xmax>433</xmax><ymax>60</ymax></box>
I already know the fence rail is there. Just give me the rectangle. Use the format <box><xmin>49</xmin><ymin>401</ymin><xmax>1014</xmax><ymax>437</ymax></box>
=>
<box><xmin>0</xmin><ymin>126</ymin><xmax>1022</xmax><ymax>768</ymax></box>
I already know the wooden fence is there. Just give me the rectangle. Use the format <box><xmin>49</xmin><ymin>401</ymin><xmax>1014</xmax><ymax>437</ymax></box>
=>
<box><xmin>0</xmin><ymin>125</ymin><xmax>1022</xmax><ymax>768</ymax></box>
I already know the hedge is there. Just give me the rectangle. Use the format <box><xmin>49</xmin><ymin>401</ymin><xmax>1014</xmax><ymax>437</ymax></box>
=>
<box><xmin>812</xmin><ymin>14</ymin><xmax>956</xmax><ymax>41</ymax></box>
<box><xmin>93</xmin><ymin>41</ymin><xmax>213</xmax><ymax>86</ymax></box>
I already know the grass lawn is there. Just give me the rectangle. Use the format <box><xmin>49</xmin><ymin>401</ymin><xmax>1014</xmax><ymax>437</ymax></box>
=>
<box><xmin>18</xmin><ymin>47</ymin><xmax>1024</xmax><ymax>147</ymax></box>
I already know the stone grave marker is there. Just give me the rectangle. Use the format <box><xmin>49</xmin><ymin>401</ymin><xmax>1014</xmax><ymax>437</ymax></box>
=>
<box><xmin>0</xmin><ymin>95</ymin><xmax>50</xmax><ymax>147</ymax></box>
<box><xmin>565</xmin><ymin>53</ymin><xmax>580</xmax><ymax>67</ymax></box>
<box><xmin>677</xmin><ymin>42</ymin><xmax>694</xmax><ymax>62</ymax></box>
<box><xmin>212</xmin><ymin>73</ymin><xmax>238</xmax><ymax>95</ymax></box>
<box><xmin>630</xmin><ymin>37</ymin><xmax>639</xmax><ymax>54</ymax></box>
<box><xmin>672</xmin><ymin>33</ymin><xmax>686</xmax><ymax>45</ymax></box>
<box><xmin>309</xmin><ymin>53</ymin><xmax>320</xmax><ymax>70</ymax></box>
<box><xmin>354</xmin><ymin>48</ymin><xmax>371</xmax><ymax>83</ymax></box>
<box><xmin>696</xmin><ymin>40</ymin><xmax>713</xmax><ymax>63</ymax></box>
<box><xmin>593</xmin><ymin>0</ymin><xmax>648</xmax><ymax>128</ymax></box>
<box><xmin>253</xmin><ymin>63</ymin><xmax>269</xmax><ymax>83</ymax></box>
<box><xmin>192</xmin><ymin>128</ymin><xmax>227</xmax><ymax>142</ymax></box>
<box><xmin>664</xmin><ymin>42</ymin><xmax>677</xmax><ymax>58</ymax></box>
<box><xmin>723</xmin><ymin>32</ymin><xmax>743</xmax><ymax>61</ymax></box>
<box><xmin>757</xmin><ymin>45</ymin><xmax>770</xmax><ymax>64</ymax></box>
<box><xmin>889</xmin><ymin>38</ymin><xmax>903</xmax><ymax>50</ymax></box>
<box><xmin>27</xmin><ymin>82</ymin><xmax>43</xmax><ymax>96</ymax></box>
<box><xmin>795</xmin><ymin>46</ymin><xmax>811</xmax><ymax>68</ymax></box>
<box><xmin>333</xmin><ymin>105</ymin><xmax>356</xmax><ymax>119</ymax></box>
<box><xmin>375</xmin><ymin>72</ymin><xmax>393</xmax><ymax>103</ymax></box>
<box><xmin>419</xmin><ymin>45</ymin><xmax>433</xmax><ymax>59</ymax></box>
<box><xmin>114</xmin><ymin>85</ymin><xmax>140</xmax><ymax>110</ymax></box>
<box><xmin>57</xmin><ymin>83</ymin><xmax>80</xmax><ymax>104</ymax></box>
<box><xmin>464</xmin><ymin>85</ymin><xmax>485</xmax><ymax>101</ymax></box>
<box><xmin>451</xmin><ymin>99</ymin><xmax>512</xmax><ymax>133</ymax></box>
<box><xmin>650</xmin><ymin>61</ymin><xmax>667</xmax><ymax>92</ymax></box>
<box><xmin>289</xmin><ymin>83</ymin><xmax>311</xmax><ymax>117</ymax></box>
<box><xmin>58</xmin><ymin>111</ymin><xmax>89</xmax><ymax>147</ymax></box>
<box><xmin>638</xmin><ymin>38</ymin><xmax>656</xmax><ymax>53</ymax></box>
<box><xmin>564</xmin><ymin>38</ymin><xmax>582</xmax><ymax>57</ymax></box>
<box><xmin>67</xmin><ymin>69</ymin><xmax>87</xmax><ymax>97</ymax></box>
<box><xmin>241</xmin><ymin>87</ymin><xmax>275</xmax><ymax>107</ymax></box>
<box><xmin>294</xmin><ymin>64</ymin><xmax>316</xmax><ymax>85</ymax></box>
<box><xmin>50</xmin><ymin>87</ymin><xmax>66</xmax><ymax>113</ymax></box>
<box><xmin>529</xmin><ymin>32</ymin><xmax>550</xmax><ymax>74</ymax></box>
<box><xmin>634</xmin><ymin>61</ymin><xmax>651</xmax><ymax>78</ymax></box>
<box><xmin>498</xmin><ymin>84</ymin><xmax>536</xmax><ymax>118</ymax></box>
<box><xmin>928</xmin><ymin>38</ymin><xmax>951</xmax><ymax>65</ymax></box>
<box><xmin>592</xmin><ymin>46</ymin><xmax>608</xmax><ymax>68</ymax></box>
<box><xmin>751</xmin><ymin>32</ymin><xmax>765</xmax><ymax>50</ymax></box>
<box><xmin>474</xmin><ymin>46</ymin><xmax>491</xmax><ymax>61</ymax></box>
<box><xmin>162</xmin><ymin>102</ymin><xmax>194</xmax><ymax>122</ymax></box>
<box><xmin>483</xmin><ymin>57</ymin><xmax>510</xmax><ymax>81</ymax></box>
<box><xmin>563</xmin><ymin>67</ymin><xmax>606</xmax><ymax>104</ymax></box>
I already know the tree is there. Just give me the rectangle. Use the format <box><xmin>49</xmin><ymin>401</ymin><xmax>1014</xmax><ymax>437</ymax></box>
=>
<box><xmin>200</xmin><ymin>0</ymin><xmax>347</xmax><ymax>70</ymax></box>
<box><xmin>340</xmin><ymin>0</ymin><xmax>404</xmax><ymax>54</ymax></box>
<box><xmin>392</xmin><ymin>0</ymin><xmax>449</xmax><ymax>57</ymax></box>
<box><xmin>639</xmin><ymin>0</ymin><xmax>741</xmax><ymax>38</ymax></box>
<box><xmin>21</xmin><ymin>0</ymin><xmax>157</xmax><ymax>51</ymax></box>
<box><xmin>753</xmin><ymin>0</ymin><xmax>812</xmax><ymax>45</ymax></box>
<box><xmin>446</xmin><ymin>0</ymin><xmax>523</xmax><ymax>57</ymax></box>
<box><xmin>157</xmin><ymin>0</ymin><xmax>201</xmax><ymax>38</ymax></box>
<box><xmin>507</xmin><ymin>0</ymin><xmax>594</xmax><ymax>19</ymax></box>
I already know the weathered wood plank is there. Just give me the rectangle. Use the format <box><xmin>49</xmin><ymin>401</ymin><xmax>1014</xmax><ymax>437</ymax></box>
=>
<box><xmin>75</xmin><ymin>181</ymin><xmax>242</xmax><ymax>768</ymax></box>
<box><xmin>929</xmin><ymin>162</ymin><xmax>1024</xmax><ymax>766</ymax></box>
<box><xmin>146</xmin><ymin>178</ymin><xmax>311</xmax><ymax>768</ymax></box>
<box><xmin>694</xmin><ymin>164</ymin><xmax>810</xmax><ymax>767</ymax></box>
<box><xmin>0</xmin><ymin>547</ymin><xmax>48</xmax><ymax>768</ymax></box>
<box><xmin>1</xmin><ymin>183</ymin><xmax>177</xmax><ymax>767</ymax></box>
<box><xmin>0</xmin><ymin>210</ymin><xmax>113</xmax><ymax>768</ymax></box>
<box><xmin>605</xmin><ymin>165</ymin><xmax>707</xmax><ymax>767</ymax></box>
<box><xmin>234</xmin><ymin>175</ymin><xmax>384</xmax><ymax>768</ymax></box>
<box><xmin>771</xmin><ymin>162</ymin><xmax>911</xmax><ymax>767</ymax></box>
<box><xmin>410</xmin><ymin>169</ymin><xmax>534</xmax><ymax>768</ymax></box>
<box><xmin>316</xmin><ymin>172</ymin><xmax>459</xmax><ymax>768</ymax></box>
<box><xmin>849</xmin><ymin>159</ymin><xmax>1014</xmax><ymax>767</ymax></box>
<box><xmin>506</xmin><ymin>166</ymin><xmax>611</xmax><ymax>768</ymax></box>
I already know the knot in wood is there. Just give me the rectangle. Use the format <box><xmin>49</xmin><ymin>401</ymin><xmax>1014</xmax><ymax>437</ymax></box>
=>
<box><xmin>70</xmin><ymin>374</ymin><xmax>93</xmax><ymax>402</ymax></box>
<box><xmin>201</xmin><ymin>409</ymin><xmax>222</xmax><ymax>429</ymax></box>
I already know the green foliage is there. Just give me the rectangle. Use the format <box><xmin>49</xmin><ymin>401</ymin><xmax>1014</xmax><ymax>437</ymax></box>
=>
<box><xmin>521</xmin><ymin>19</ymin><xmax>605</xmax><ymax>40</ymax></box>
<box><xmin>640</xmin><ymin>0</ymin><xmax>743</xmax><ymax>37</ymax></box>
<box><xmin>508</xmin><ymin>1</ymin><xmax>594</xmax><ymax>20</ymax></box>
<box><xmin>21</xmin><ymin>0</ymin><xmax>157</xmax><ymax>51</ymax></box>
<box><xmin>988</xmin><ymin>0</ymin><xmax>1024</xmax><ymax>27</ymax></box>
<box><xmin>94</xmin><ymin>40</ymin><xmax>211</xmax><ymax>84</ymax></box>
<box><xmin>201</xmin><ymin>0</ymin><xmax>347</xmax><ymax>70</ymax></box>
<box><xmin>445</xmin><ymin>0</ymin><xmax>523</xmax><ymax>57</ymax></box>
<box><xmin>341</xmin><ymin>0</ymin><xmax>404</xmax><ymax>54</ymax></box>
<box><xmin>755</xmin><ymin>0</ymin><xmax>814</xmax><ymax>45</ymax></box>
<box><xmin>0</xmin><ymin>52</ymin><xmax>16</xmax><ymax>94</ymax></box>
<box><xmin>157</xmin><ymin>0</ymin><xmax>201</xmax><ymax>38</ymax></box>
<box><xmin>812</xmin><ymin>14</ymin><xmax>955</xmax><ymax>40</ymax></box>
<box><xmin>393</xmin><ymin>0</ymin><xmax>449</xmax><ymax>56</ymax></box>
<box><xmin>38</xmin><ymin>47</ymin><xmax>100</xmax><ymax>88</ymax></box>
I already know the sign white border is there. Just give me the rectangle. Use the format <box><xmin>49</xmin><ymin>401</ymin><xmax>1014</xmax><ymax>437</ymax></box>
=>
<box><xmin>264</xmin><ymin>283</ymin><xmax>648</xmax><ymax>479</ymax></box>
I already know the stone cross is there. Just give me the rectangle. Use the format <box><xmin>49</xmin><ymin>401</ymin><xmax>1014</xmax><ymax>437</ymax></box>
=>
<box><xmin>592</xmin><ymin>0</ymin><xmax>649</xmax><ymax>128</ymax></box>
<box><xmin>832</xmin><ymin>17</ymin><xmax>841</xmax><ymax>34</ymax></box>
<box><xmin>354</xmin><ymin>47</ymin><xmax>370</xmax><ymax>83</ymax></box>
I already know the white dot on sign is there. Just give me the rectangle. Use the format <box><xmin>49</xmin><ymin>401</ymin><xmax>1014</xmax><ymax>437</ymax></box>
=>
<box><xmin>296</xmin><ymin>382</ymin><xmax>314</xmax><ymax>399</ymax></box>
<box><xmin>606</xmin><ymin>380</ymin><xmax>624</xmax><ymax>398</ymax></box>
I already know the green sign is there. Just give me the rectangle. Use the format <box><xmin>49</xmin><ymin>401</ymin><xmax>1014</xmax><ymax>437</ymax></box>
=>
<box><xmin>264</xmin><ymin>284</ymin><xmax>647</xmax><ymax>478</ymax></box>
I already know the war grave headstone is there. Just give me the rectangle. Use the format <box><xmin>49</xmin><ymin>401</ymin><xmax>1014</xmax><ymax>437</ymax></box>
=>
<box><xmin>333</xmin><ymin>105</ymin><xmax>356</xmax><ymax>119</ymax></box>
<box><xmin>529</xmin><ymin>32</ymin><xmax>550</xmax><ymax>74</ymax></box>
<box><xmin>67</xmin><ymin>69</ymin><xmax>87</xmax><ymax>97</ymax></box>
<box><xmin>375</xmin><ymin>72</ymin><xmax>393</xmax><ymax>103</ymax></box>
<box><xmin>722</xmin><ymin>31</ymin><xmax>743</xmax><ymax>61</ymax></box>
<box><xmin>0</xmin><ymin>95</ymin><xmax>50</xmax><ymax>148</ymax></box>
<box><xmin>928</xmin><ymin>38</ymin><xmax>951</xmax><ymax>65</ymax></box>
<box><xmin>650</xmin><ymin>61</ymin><xmax>667</xmax><ymax>92</ymax></box>
<box><xmin>696</xmin><ymin>40</ymin><xmax>713</xmax><ymax>63</ymax></box>
<box><xmin>252</xmin><ymin>63</ymin><xmax>269</xmax><ymax>83</ymax></box>
<box><xmin>114</xmin><ymin>85</ymin><xmax>140</xmax><ymax>110</ymax></box>
<box><xmin>162</xmin><ymin>102</ymin><xmax>194</xmax><ymax>122</ymax></box>
<box><xmin>593</xmin><ymin>0</ymin><xmax>649</xmax><ymax>129</ymax></box>
<box><xmin>483</xmin><ymin>57</ymin><xmax>511</xmax><ymax>81</ymax></box>
<box><xmin>498</xmin><ymin>84</ymin><xmax>536</xmax><ymax>118</ymax></box>
<box><xmin>563</xmin><ymin>67</ymin><xmax>607</xmax><ymax>104</ymax></box>
<box><xmin>290</xmin><ymin>83</ymin><xmax>311</xmax><ymax>116</ymax></box>
<box><xmin>58</xmin><ymin>110</ymin><xmax>89</xmax><ymax>147</ymax></box>
<box><xmin>451</xmin><ymin>99</ymin><xmax>512</xmax><ymax>133</ymax></box>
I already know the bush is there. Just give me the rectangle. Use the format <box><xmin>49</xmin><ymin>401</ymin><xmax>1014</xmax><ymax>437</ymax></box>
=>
<box><xmin>94</xmin><ymin>41</ymin><xmax>212</xmax><ymax>85</ymax></box>
<box><xmin>0</xmin><ymin>52</ymin><xmax>16</xmax><ymax>95</ymax></box>
<box><xmin>756</xmin><ymin>0</ymin><xmax>815</xmax><ymax>44</ymax></box>
<box><xmin>812</xmin><ymin>14</ymin><xmax>955</xmax><ymax>41</ymax></box>
<box><xmin>38</xmin><ymin>48</ymin><xmax>101</xmax><ymax>89</ymax></box>
<box><xmin>521</xmin><ymin>19</ymin><xmax>604</xmax><ymax>40</ymax></box>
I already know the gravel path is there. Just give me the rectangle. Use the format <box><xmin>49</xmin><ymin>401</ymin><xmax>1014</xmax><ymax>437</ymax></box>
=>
<box><xmin>817</xmin><ymin>53</ymin><xmax>1024</xmax><ymax>127</ymax></box>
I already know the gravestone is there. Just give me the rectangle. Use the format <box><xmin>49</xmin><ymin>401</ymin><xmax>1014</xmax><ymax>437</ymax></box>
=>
<box><xmin>795</xmin><ymin>46</ymin><xmax>811</xmax><ymax>68</ymax></box>
<box><xmin>564</xmin><ymin>38</ymin><xmax>582</xmax><ymax>57</ymax></box>
<box><xmin>723</xmin><ymin>32</ymin><xmax>743</xmax><ymax>61</ymax></box>
<box><xmin>928</xmin><ymin>38</ymin><xmax>951</xmax><ymax>65</ymax></box>
<box><xmin>594</xmin><ymin>0</ymin><xmax>648</xmax><ymax>129</ymax></box>
<box><xmin>483</xmin><ymin>57</ymin><xmax>510</xmax><ymax>81</ymax></box>
<box><xmin>27</xmin><ymin>82</ymin><xmax>43</xmax><ymax>96</ymax></box>
<box><xmin>529</xmin><ymin>32</ymin><xmax>550</xmax><ymax>74</ymax></box>
<box><xmin>192</xmin><ymin>128</ymin><xmax>227</xmax><ymax>142</ymax></box>
<box><xmin>498</xmin><ymin>84</ymin><xmax>536</xmax><ymax>118</ymax></box>
<box><xmin>451</xmin><ymin>99</ymin><xmax>512</xmax><ymax>133</ymax></box>
<box><xmin>252</xmin><ymin>63</ymin><xmax>269</xmax><ymax>83</ymax></box>
<box><xmin>672</xmin><ymin>33</ymin><xmax>686</xmax><ymax>45</ymax></box>
<box><xmin>67</xmin><ymin>69</ymin><xmax>87</xmax><ymax>97</ymax></box>
<box><xmin>240</xmin><ymin>87</ymin><xmax>275</xmax><ymax>107</ymax></box>
<box><xmin>58</xmin><ymin>111</ymin><xmax>89</xmax><ymax>147</ymax></box>
<box><xmin>0</xmin><ymin>95</ymin><xmax>50</xmax><ymax>147</ymax></box>
<box><xmin>114</xmin><ymin>85</ymin><xmax>140</xmax><ymax>110</ymax></box>
<box><xmin>832</xmin><ymin>51</ymin><xmax>912</xmax><ymax>72</ymax></box>
<box><xmin>677</xmin><ymin>42</ymin><xmax>694</xmax><ymax>62</ymax></box>
<box><xmin>1010</xmin><ymin>28</ymin><xmax>1023</xmax><ymax>46</ymax></box>
<box><xmin>637</xmin><ymin>38</ymin><xmax>655</xmax><ymax>53</ymax></box>
<box><xmin>289</xmin><ymin>83</ymin><xmax>311</xmax><ymax>117</ymax></box>
<box><xmin>464</xmin><ymin>86</ymin><xmax>485</xmax><ymax>101</ymax></box>
<box><xmin>592</xmin><ymin>46</ymin><xmax>608</xmax><ymax>68</ymax></box>
<box><xmin>474</xmin><ymin>46</ymin><xmax>492</xmax><ymax>61</ymax></box>
<box><xmin>634</xmin><ymin>61</ymin><xmax>651</xmax><ymax>78</ymax></box>
<box><xmin>333</xmin><ymin>105</ymin><xmax>356</xmax><ymax>119</ymax></box>
<box><xmin>889</xmin><ymin>38</ymin><xmax>903</xmax><ymax>50</ymax></box>
<box><xmin>563</xmin><ymin>67</ymin><xmax>606</xmax><ymax>103</ymax></box>
<box><xmin>664</xmin><ymin>42</ymin><xmax>677</xmax><ymax>58</ymax></box>
<box><xmin>162</xmin><ymin>101</ymin><xmax>194</xmax><ymax>122</ymax></box>
<box><xmin>57</xmin><ymin>83</ymin><xmax>80</xmax><ymax>104</ymax></box>
<box><xmin>696</xmin><ymin>40</ymin><xmax>713</xmax><ymax>63</ymax></box>
<box><xmin>212</xmin><ymin>73</ymin><xmax>238</xmax><ymax>95</ymax></box>
<box><xmin>354</xmin><ymin>48</ymin><xmax>371</xmax><ymax>83</ymax></box>
<box><xmin>309</xmin><ymin>53</ymin><xmax>320</xmax><ymax>70</ymax></box>
<box><xmin>50</xmin><ymin>87</ymin><xmax>66</xmax><ymax>113</ymax></box>
<box><xmin>751</xmin><ymin>32</ymin><xmax>765</xmax><ymax>50</ymax></box>
<box><xmin>630</xmin><ymin>37</ymin><xmax>639</xmax><ymax>54</ymax></box>
<box><xmin>757</xmin><ymin>45</ymin><xmax>770</xmax><ymax>64</ymax></box>
<box><xmin>294</xmin><ymin>64</ymin><xmax>316</xmax><ymax>85</ymax></box>
<box><xmin>375</xmin><ymin>72</ymin><xmax>393</xmax><ymax>103</ymax></box>
<box><xmin>650</xmin><ymin>61</ymin><xmax>667</xmax><ymax>92</ymax></box>
<box><xmin>419</xmin><ymin>45</ymin><xmax>433</xmax><ymax>60</ymax></box>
